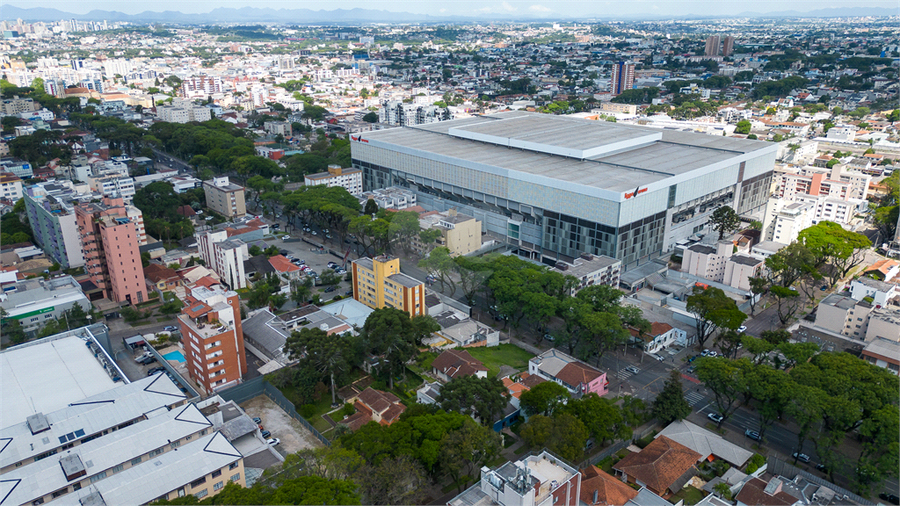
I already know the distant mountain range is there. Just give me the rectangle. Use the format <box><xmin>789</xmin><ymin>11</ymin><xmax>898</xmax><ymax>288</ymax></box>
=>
<box><xmin>0</xmin><ymin>4</ymin><xmax>896</xmax><ymax>24</ymax></box>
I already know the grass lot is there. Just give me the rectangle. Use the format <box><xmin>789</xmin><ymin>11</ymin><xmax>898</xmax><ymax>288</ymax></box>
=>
<box><xmin>465</xmin><ymin>344</ymin><xmax>535</xmax><ymax>377</ymax></box>
<box><xmin>669</xmin><ymin>486</ymin><xmax>707</xmax><ymax>505</ymax></box>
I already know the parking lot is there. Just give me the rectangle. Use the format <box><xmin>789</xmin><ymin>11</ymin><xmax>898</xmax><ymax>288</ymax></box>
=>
<box><xmin>264</xmin><ymin>235</ymin><xmax>354</xmax><ymax>304</ymax></box>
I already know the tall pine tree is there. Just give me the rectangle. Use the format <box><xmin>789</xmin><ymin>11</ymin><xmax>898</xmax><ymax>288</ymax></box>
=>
<box><xmin>652</xmin><ymin>369</ymin><xmax>692</xmax><ymax>424</ymax></box>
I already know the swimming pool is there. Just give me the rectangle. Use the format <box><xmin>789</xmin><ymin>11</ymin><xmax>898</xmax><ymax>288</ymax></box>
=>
<box><xmin>163</xmin><ymin>350</ymin><xmax>186</xmax><ymax>362</ymax></box>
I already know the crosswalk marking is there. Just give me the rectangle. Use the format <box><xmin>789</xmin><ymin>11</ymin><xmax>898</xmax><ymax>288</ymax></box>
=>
<box><xmin>616</xmin><ymin>369</ymin><xmax>633</xmax><ymax>380</ymax></box>
<box><xmin>686</xmin><ymin>391</ymin><xmax>705</xmax><ymax>406</ymax></box>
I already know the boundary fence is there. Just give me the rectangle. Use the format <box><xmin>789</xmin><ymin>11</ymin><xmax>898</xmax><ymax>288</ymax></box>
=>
<box><xmin>218</xmin><ymin>376</ymin><xmax>331</xmax><ymax>447</ymax></box>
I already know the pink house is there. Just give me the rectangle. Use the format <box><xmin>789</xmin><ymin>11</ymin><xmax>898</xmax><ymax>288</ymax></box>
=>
<box><xmin>528</xmin><ymin>349</ymin><xmax>609</xmax><ymax>396</ymax></box>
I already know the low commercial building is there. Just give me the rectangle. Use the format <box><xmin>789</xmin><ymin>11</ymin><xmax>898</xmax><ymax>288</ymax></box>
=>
<box><xmin>848</xmin><ymin>277</ymin><xmax>899</xmax><ymax>307</ymax></box>
<box><xmin>528</xmin><ymin>349</ymin><xmax>608</xmax><ymax>397</ymax></box>
<box><xmin>628</xmin><ymin>322</ymin><xmax>687</xmax><ymax>355</ymax></box>
<box><xmin>351</xmin><ymin>255</ymin><xmax>425</xmax><ymax>317</ymax></box>
<box><xmin>865</xmin><ymin>308</ymin><xmax>900</xmax><ymax>342</ymax></box>
<box><xmin>861</xmin><ymin>337</ymin><xmax>899</xmax><ymax>375</ymax></box>
<box><xmin>304</xmin><ymin>165</ymin><xmax>363</xmax><ymax>196</ymax></box>
<box><xmin>448</xmin><ymin>451</ymin><xmax>581</xmax><ymax>506</ymax></box>
<box><xmin>0</xmin><ymin>276</ymin><xmax>91</xmax><ymax>334</ymax></box>
<box><xmin>203</xmin><ymin>176</ymin><xmax>246</xmax><ymax>219</ymax></box>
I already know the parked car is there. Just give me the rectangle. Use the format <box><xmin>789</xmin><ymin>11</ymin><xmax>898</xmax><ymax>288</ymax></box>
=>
<box><xmin>135</xmin><ymin>352</ymin><xmax>152</xmax><ymax>362</ymax></box>
<box><xmin>344</xmin><ymin>290</ymin><xmax>353</xmax><ymax>296</ymax></box>
<box><xmin>707</xmin><ymin>413</ymin><xmax>724</xmax><ymax>424</ymax></box>
<box><xmin>324</xmin><ymin>285</ymin><xmax>337</xmax><ymax>293</ymax></box>
<box><xmin>701</xmin><ymin>349</ymin><xmax>711</xmax><ymax>357</ymax></box>
<box><xmin>625</xmin><ymin>366</ymin><xmax>640</xmax><ymax>374</ymax></box>
<box><xmin>543</xmin><ymin>333</ymin><xmax>554</xmax><ymax>342</ymax></box>
<box><xmin>879</xmin><ymin>493</ymin><xmax>900</xmax><ymax>505</ymax></box>
<box><xmin>267</xmin><ymin>438</ymin><xmax>281</xmax><ymax>446</ymax></box>
<box><xmin>648</xmin><ymin>353</ymin><xmax>664</xmax><ymax>361</ymax></box>
<box><xmin>792</xmin><ymin>452</ymin><xmax>811</xmax><ymax>463</ymax></box>
<box><xmin>137</xmin><ymin>355</ymin><xmax>157</xmax><ymax>365</ymax></box>
<box><xmin>163</xmin><ymin>325</ymin><xmax>178</xmax><ymax>332</ymax></box>
<box><xmin>327</xmin><ymin>262</ymin><xmax>338</xmax><ymax>269</ymax></box>
<box><xmin>147</xmin><ymin>366</ymin><xmax>166</xmax><ymax>376</ymax></box>
<box><xmin>737</xmin><ymin>325</ymin><xmax>747</xmax><ymax>333</ymax></box>
<box><xmin>815</xmin><ymin>464</ymin><xmax>827</xmax><ymax>472</ymax></box>
<box><xmin>252</xmin><ymin>417</ymin><xmax>261</xmax><ymax>424</ymax></box>
<box><xmin>261</xmin><ymin>430</ymin><xmax>271</xmax><ymax>439</ymax></box>
<box><xmin>744</xmin><ymin>429</ymin><xmax>761</xmax><ymax>441</ymax></box>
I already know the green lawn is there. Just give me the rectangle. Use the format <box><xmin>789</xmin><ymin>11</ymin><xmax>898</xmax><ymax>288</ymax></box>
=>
<box><xmin>465</xmin><ymin>344</ymin><xmax>535</xmax><ymax>378</ymax></box>
<box><xmin>669</xmin><ymin>486</ymin><xmax>707</xmax><ymax>505</ymax></box>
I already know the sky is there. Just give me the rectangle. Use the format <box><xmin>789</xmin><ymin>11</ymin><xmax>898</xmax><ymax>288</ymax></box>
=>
<box><xmin>10</xmin><ymin>0</ymin><xmax>900</xmax><ymax>17</ymax></box>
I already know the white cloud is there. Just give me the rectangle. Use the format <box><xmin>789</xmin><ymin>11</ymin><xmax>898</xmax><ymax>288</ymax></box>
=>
<box><xmin>501</xmin><ymin>1</ymin><xmax>517</xmax><ymax>11</ymax></box>
<box><xmin>528</xmin><ymin>4</ymin><xmax>551</xmax><ymax>11</ymax></box>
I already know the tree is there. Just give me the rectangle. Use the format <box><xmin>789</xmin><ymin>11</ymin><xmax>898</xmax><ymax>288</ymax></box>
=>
<box><xmin>735</xmin><ymin>120</ymin><xmax>751</xmax><ymax>135</ymax></box>
<box><xmin>362</xmin><ymin>111</ymin><xmax>378</xmax><ymax>123</ymax></box>
<box><xmin>653</xmin><ymin>368</ymin><xmax>692</xmax><ymax>424</ymax></box>
<box><xmin>561</xmin><ymin>393</ymin><xmax>632</xmax><ymax>445</ymax></box>
<box><xmin>438</xmin><ymin>375</ymin><xmax>507</xmax><ymax>426</ymax></box>
<box><xmin>355</xmin><ymin>455</ymin><xmax>427</xmax><ymax>505</ymax></box>
<box><xmin>694</xmin><ymin>357</ymin><xmax>747</xmax><ymax>423</ymax></box>
<box><xmin>709</xmin><ymin>205</ymin><xmax>741</xmax><ymax>240</ymax></box>
<box><xmin>748</xmin><ymin>276</ymin><xmax>768</xmax><ymax>316</ymax></box>
<box><xmin>291</xmin><ymin>277</ymin><xmax>314</xmax><ymax>306</ymax></box>
<box><xmin>439</xmin><ymin>420</ymin><xmax>502</xmax><ymax>492</ymax></box>
<box><xmin>363</xmin><ymin>198</ymin><xmax>379</xmax><ymax>215</ymax></box>
<box><xmin>713</xmin><ymin>482</ymin><xmax>733</xmax><ymax>501</ymax></box>
<box><xmin>686</xmin><ymin>286</ymin><xmax>747</xmax><ymax>349</ymax></box>
<box><xmin>520</xmin><ymin>413</ymin><xmax>589</xmax><ymax>463</ymax></box>
<box><xmin>798</xmin><ymin>221</ymin><xmax>870</xmax><ymax>285</ymax></box>
<box><xmin>770</xmin><ymin>285</ymin><xmax>801</xmax><ymax>325</ymax></box>
<box><xmin>519</xmin><ymin>381</ymin><xmax>570</xmax><ymax>417</ymax></box>
<box><xmin>765</xmin><ymin>242</ymin><xmax>816</xmax><ymax>288</ymax></box>
<box><xmin>418</xmin><ymin>247</ymin><xmax>456</xmax><ymax>294</ymax></box>
<box><xmin>362</xmin><ymin>307</ymin><xmax>436</xmax><ymax>389</ymax></box>
<box><xmin>284</xmin><ymin>327</ymin><xmax>358</xmax><ymax>406</ymax></box>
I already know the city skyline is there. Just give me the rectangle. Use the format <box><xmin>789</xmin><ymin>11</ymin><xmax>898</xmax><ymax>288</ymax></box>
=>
<box><xmin>1</xmin><ymin>0</ymin><xmax>898</xmax><ymax>20</ymax></box>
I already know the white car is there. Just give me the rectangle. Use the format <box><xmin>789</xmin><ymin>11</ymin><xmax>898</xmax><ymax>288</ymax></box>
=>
<box><xmin>267</xmin><ymin>438</ymin><xmax>280</xmax><ymax>446</ymax></box>
<box><xmin>737</xmin><ymin>325</ymin><xmax>747</xmax><ymax>333</ymax></box>
<box><xmin>625</xmin><ymin>366</ymin><xmax>640</xmax><ymax>374</ymax></box>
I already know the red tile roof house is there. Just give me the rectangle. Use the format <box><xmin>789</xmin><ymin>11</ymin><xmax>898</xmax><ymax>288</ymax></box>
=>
<box><xmin>431</xmin><ymin>349</ymin><xmax>488</xmax><ymax>382</ymax></box>
<box><xmin>143</xmin><ymin>263</ymin><xmax>183</xmax><ymax>296</ymax></box>
<box><xmin>580</xmin><ymin>465</ymin><xmax>639</xmax><ymax>506</ymax></box>
<box><xmin>340</xmin><ymin>387</ymin><xmax>406</xmax><ymax>431</ymax></box>
<box><xmin>528</xmin><ymin>349</ymin><xmax>608</xmax><ymax>396</ymax></box>
<box><xmin>612</xmin><ymin>435</ymin><xmax>702</xmax><ymax>498</ymax></box>
<box><xmin>268</xmin><ymin>254</ymin><xmax>301</xmax><ymax>280</ymax></box>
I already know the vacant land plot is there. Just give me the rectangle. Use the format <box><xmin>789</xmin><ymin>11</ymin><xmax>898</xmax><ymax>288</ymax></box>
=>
<box><xmin>240</xmin><ymin>395</ymin><xmax>324</xmax><ymax>454</ymax></box>
<box><xmin>465</xmin><ymin>344</ymin><xmax>535</xmax><ymax>377</ymax></box>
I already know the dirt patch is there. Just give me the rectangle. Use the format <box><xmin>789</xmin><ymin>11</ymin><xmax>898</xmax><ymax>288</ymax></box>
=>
<box><xmin>240</xmin><ymin>395</ymin><xmax>324</xmax><ymax>453</ymax></box>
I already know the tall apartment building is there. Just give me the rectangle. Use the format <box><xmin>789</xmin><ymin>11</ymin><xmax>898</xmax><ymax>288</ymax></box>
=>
<box><xmin>551</xmin><ymin>253</ymin><xmax>622</xmax><ymax>296</ymax></box>
<box><xmin>610</xmin><ymin>61</ymin><xmax>635</xmax><ymax>95</ymax></box>
<box><xmin>0</xmin><ymin>171</ymin><xmax>23</xmax><ymax>201</ymax></box>
<box><xmin>203</xmin><ymin>176</ymin><xmax>246</xmax><ymax>219</ymax></box>
<box><xmin>196</xmin><ymin>229</ymin><xmax>249</xmax><ymax>290</ymax></box>
<box><xmin>181</xmin><ymin>76</ymin><xmax>223</xmax><ymax>97</ymax></box>
<box><xmin>762</xmin><ymin>200</ymin><xmax>815</xmax><ymax>244</ymax></box>
<box><xmin>1</xmin><ymin>96</ymin><xmax>37</xmax><ymax>114</ymax></box>
<box><xmin>815</xmin><ymin>293</ymin><xmax>874</xmax><ymax>340</ymax></box>
<box><xmin>87</xmin><ymin>172</ymin><xmax>136</xmax><ymax>202</ymax></box>
<box><xmin>722</xmin><ymin>36</ymin><xmax>735</xmax><ymax>57</ymax></box>
<box><xmin>0</xmin><ymin>330</ymin><xmax>247</xmax><ymax>505</ymax></box>
<box><xmin>377</xmin><ymin>100</ymin><xmax>451</xmax><ymax>126</ymax></box>
<box><xmin>23</xmin><ymin>182</ymin><xmax>85</xmax><ymax>268</ymax></box>
<box><xmin>76</xmin><ymin>196</ymin><xmax>149</xmax><ymax>305</ymax></box>
<box><xmin>178</xmin><ymin>282</ymin><xmax>246</xmax><ymax>394</ymax></box>
<box><xmin>351</xmin><ymin>255</ymin><xmax>425</xmax><ymax>317</ymax></box>
<box><xmin>776</xmin><ymin>164</ymin><xmax>871</xmax><ymax>201</ymax></box>
<box><xmin>705</xmin><ymin>35</ymin><xmax>721</xmax><ymax>56</ymax></box>
<box><xmin>304</xmin><ymin>165</ymin><xmax>363</xmax><ymax>196</ymax></box>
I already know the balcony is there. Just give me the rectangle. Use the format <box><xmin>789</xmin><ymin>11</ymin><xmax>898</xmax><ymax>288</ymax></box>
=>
<box><xmin>178</xmin><ymin>314</ymin><xmax>234</xmax><ymax>341</ymax></box>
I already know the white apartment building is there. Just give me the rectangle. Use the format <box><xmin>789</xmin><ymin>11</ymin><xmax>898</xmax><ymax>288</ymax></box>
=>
<box><xmin>88</xmin><ymin>173</ymin><xmax>136</xmax><ymax>202</ymax></box>
<box><xmin>157</xmin><ymin>103</ymin><xmax>212</xmax><ymax>124</ymax></box>
<box><xmin>304</xmin><ymin>165</ymin><xmax>363</xmax><ymax>196</ymax></box>
<box><xmin>849</xmin><ymin>277</ymin><xmax>900</xmax><ymax>307</ymax></box>
<box><xmin>196</xmin><ymin>230</ymin><xmax>249</xmax><ymax>290</ymax></box>
<box><xmin>682</xmin><ymin>240</ymin><xmax>764</xmax><ymax>291</ymax></box>
<box><xmin>0</xmin><ymin>171</ymin><xmax>23</xmax><ymax>201</ymax></box>
<box><xmin>358</xmin><ymin>187</ymin><xmax>417</xmax><ymax>210</ymax></box>
<box><xmin>775</xmin><ymin>164</ymin><xmax>870</xmax><ymax>201</ymax></box>
<box><xmin>761</xmin><ymin>200</ymin><xmax>815</xmax><ymax>244</ymax></box>
<box><xmin>181</xmin><ymin>76</ymin><xmax>223</xmax><ymax>97</ymax></box>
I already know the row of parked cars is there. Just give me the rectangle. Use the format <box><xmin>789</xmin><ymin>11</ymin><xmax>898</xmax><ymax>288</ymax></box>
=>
<box><xmin>252</xmin><ymin>417</ymin><xmax>280</xmax><ymax>447</ymax></box>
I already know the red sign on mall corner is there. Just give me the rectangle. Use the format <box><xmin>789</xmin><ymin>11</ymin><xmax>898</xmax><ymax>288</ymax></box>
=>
<box><xmin>350</xmin><ymin>135</ymin><xmax>369</xmax><ymax>143</ymax></box>
<box><xmin>624</xmin><ymin>186</ymin><xmax>648</xmax><ymax>199</ymax></box>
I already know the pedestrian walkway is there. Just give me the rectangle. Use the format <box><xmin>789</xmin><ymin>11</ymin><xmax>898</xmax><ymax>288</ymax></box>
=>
<box><xmin>616</xmin><ymin>368</ymin><xmax>637</xmax><ymax>380</ymax></box>
<box><xmin>685</xmin><ymin>391</ymin><xmax>705</xmax><ymax>406</ymax></box>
